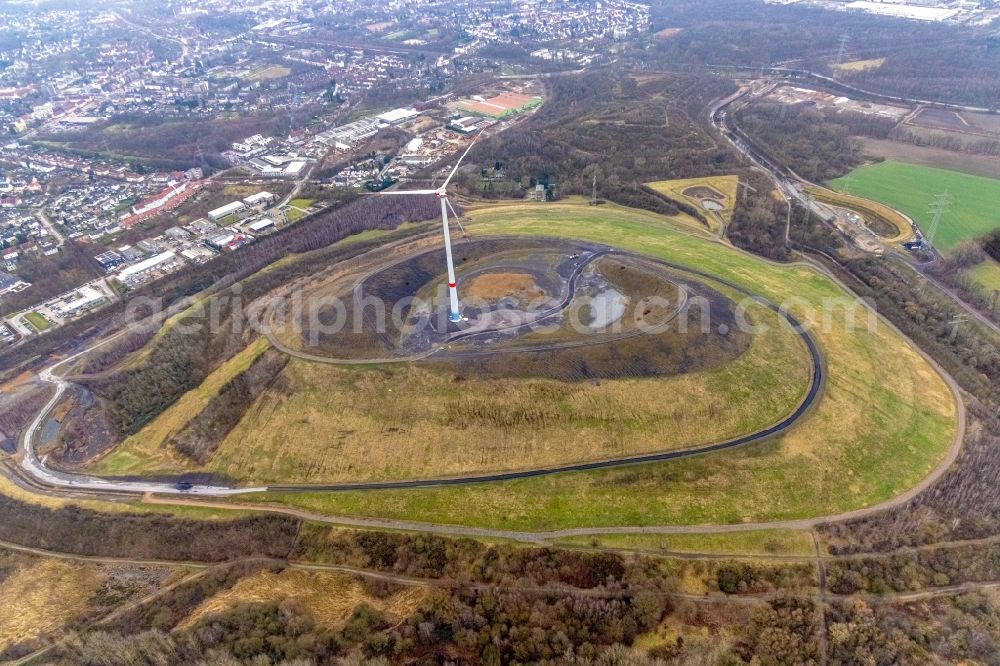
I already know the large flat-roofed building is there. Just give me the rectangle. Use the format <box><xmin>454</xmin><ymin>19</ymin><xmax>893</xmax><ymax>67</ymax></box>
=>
<box><xmin>208</xmin><ymin>232</ymin><xmax>237</xmax><ymax>249</ymax></box>
<box><xmin>54</xmin><ymin>286</ymin><xmax>104</xmax><ymax>316</ymax></box>
<box><xmin>450</xmin><ymin>116</ymin><xmax>494</xmax><ymax>134</ymax></box>
<box><xmin>283</xmin><ymin>161</ymin><xmax>307</xmax><ymax>177</ymax></box>
<box><xmin>315</xmin><ymin>118</ymin><xmax>381</xmax><ymax>147</ymax></box>
<box><xmin>207</xmin><ymin>201</ymin><xmax>247</xmax><ymax>221</ymax></box>
<box><xmin>376</xmin><ymin>107</ymin><xmax>419</xmax><ymax>125</ymax></box>
<box><xmin>247</xmin><ymin>217</ymin><xmax>275</xmax><ymax>233</ymax></box>
<box><xmin>94</xmin><ymin>250</ymin><xmax>124</xmax><ymax>271</ymax></box>
<box><xmin>0</xmin><ymin>270</ymin><xmax>28</xmax><ymax>295</ymax></box>
<box><xmin>399</xmin><ymin>154</ymin><xmax>434</xmax><ymax>166</ymax></box>
<box><xmin>242</xmin><ymin>191</ymin><xmax>275</xmax><ymax>209</ymax></box>
<box><xmin>164</xmin><ymin>226</ymin><xmax>191</xmax><ymax>241</ymax></box>
<box><xmin>117</xmin><ymin>250</ymin><xmax>177</xmax><ymax>284</ymax></box>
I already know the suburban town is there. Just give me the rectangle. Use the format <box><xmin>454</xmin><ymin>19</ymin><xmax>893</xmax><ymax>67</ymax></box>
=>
<box><xmin>0</xmin><ymin>0</ymin><xmax>568</xmax><ymax>345</ymax></box>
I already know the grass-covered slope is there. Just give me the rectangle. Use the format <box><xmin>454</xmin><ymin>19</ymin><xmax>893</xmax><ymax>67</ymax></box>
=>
<box><xmin>89</xmin><ymin>218</ymin><xmax>812</xmax><ymax>483</ymax></box>
<box><xmin>243</xmin><ymin>198</ymin><xmax>957</xmax><ymax>529</ymax></box>
<box><xmin>78</xmin><ymin>197</ymin><xmax>956</xmax><ymax>530</ymax></box>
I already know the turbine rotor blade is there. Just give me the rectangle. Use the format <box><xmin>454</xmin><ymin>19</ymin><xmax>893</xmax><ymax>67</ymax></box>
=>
<box><xmin>445</xmin><ymin>197</ymin><xmax>467</xmax><ymax>237</ymax></box>
<box><xmin>442</xmin><ymin>128</ymin><xmax>486</xmax><ymax>189</ymax></box>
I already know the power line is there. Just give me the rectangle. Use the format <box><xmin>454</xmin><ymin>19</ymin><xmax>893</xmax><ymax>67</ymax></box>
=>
<box><xmin>836</xmin><ymin>34</ymin><xmax>850</xmax><ymax>66</ymax></box>
<box><xmin>925</xmin><ymin>190</ymin><xmax>953</xmax><ymax>248</ymax></box>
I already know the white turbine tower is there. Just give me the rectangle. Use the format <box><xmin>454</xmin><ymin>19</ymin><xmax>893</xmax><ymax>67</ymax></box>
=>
<box><xmin>382</xmin><ymin>131</ymin><xmax>483</xmax><ymax>323</ymax></box>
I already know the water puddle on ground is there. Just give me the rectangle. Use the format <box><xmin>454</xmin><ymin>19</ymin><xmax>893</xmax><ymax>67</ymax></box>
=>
<box><xmin>40</xmin><ymin>416</ymin><xmax>59</xmax><ymax>446</ymax></box>
<box><xmin>587</xmin><ymin>288</ymin><xmax>626</xmax><ymax>330</ymax></box>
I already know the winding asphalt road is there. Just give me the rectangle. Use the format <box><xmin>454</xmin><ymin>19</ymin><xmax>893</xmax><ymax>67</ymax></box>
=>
<box><xmin>267</xmin><ymin>251</ymin><xmax>825</xmax><ymax>492</ymax></box>
<box><xmin>19</xmin><ymin>320</ymin><xmax>267</xmax><ymax>497</ymax></box>
<box><xmin>18</xmin><ymin>240</ymin><xmax>824</xmax><ymax>499</ymax></box>
<box><xmin>12</xmin><ymin>239</ymin><xmax>968</xmax><ymax>547</ymax></box>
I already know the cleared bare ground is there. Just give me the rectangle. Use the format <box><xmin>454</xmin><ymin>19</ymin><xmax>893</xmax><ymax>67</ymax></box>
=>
<box><xmin>464</xmin><ymin>271</ymin><xmax>546</xmax><ymax>304</ymax></box>
<box><xmin>860</xmin><ymin>138</ymin><xmax>1000</xmax><ymax>180</ymax></box>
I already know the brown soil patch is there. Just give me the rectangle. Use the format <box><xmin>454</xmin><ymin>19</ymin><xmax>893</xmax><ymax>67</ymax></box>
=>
<box><xmin>0</xmin><ymin>371</ymin><xmax>35</xmax><ymax>393</ymax></box>
<box><xmin>464</xmin><ymin>272</ymin><xmax>545</xmax><ymax>304</ymax></box>
<box><xmin>654</xmin><ymin>28</ymin><xmax>682</xmax><ymax>39</ymax></box>
<box><xmin>490</xmin><ymin>93</ymin><xmax>535</xmax><ymax>109</ymax></box>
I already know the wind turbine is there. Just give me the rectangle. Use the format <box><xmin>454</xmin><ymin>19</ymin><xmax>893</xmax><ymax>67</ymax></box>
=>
<box><xmin>382</xmin><ymin>131</ymin><xmax>483</xmax><ymax>323</ymax></box>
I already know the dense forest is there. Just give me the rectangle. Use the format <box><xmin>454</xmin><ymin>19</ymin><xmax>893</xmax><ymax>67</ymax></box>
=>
<box><xmin>0</xmin><ymin>493</ymin><xmax>298</xmax><ymax>562</ymax></box>
<box><xmin>985</xmin><ymin>229</ymin><xmax>1000</xmax><ymax>263</ymax></box>
<box><xmin>640</xmin><ymin>0</ymin><xmax>1000</xmax><ymax>108</ymax></box>
<box><xmin>36</xmin><ymin>111</ymin><xmax>304</xmax><ymax>172</ymax></box>
<box><xmin>826</xmin><ymin>536</ymin><xmax>1000</xmax><ymax>594</ymax></box>
<box><xmin>54</xmin><ymin>588</ymin><xmax>1000</xmax><ymax>664</ymax></box>
<box><xmin>732</xmin><ymin>103</ymin><xmax>888</xmax><ymax>182</ymax></box>
<box><xmin>446</xmin><ymin>69</ymin><xmax>794</xmax><ymax>260</ymax></box>
<box><xmin>0</xmin><ymin>384</ymin><xmax>48</xmax><ymax>452</ymax></box>
<box><xmin>38</xmin><ymin>523</ymin><xmax>816</xmax><ymax>665</ymax></box>
<box><xmin>0</xmin><ymin>241</ymin><xmax>102</xmax><ymax>316</ymax></box>
<box><xmin>724</xmin><ymin>170</ymin><xmax>792</xmax><ymax>261</ymax></box>
<box><xmin>929</xmin><ymin>241</ymin><xmax>1000</xmax><ymax>326</ymax></box>
<box><xmin>454</xmin><ymin>70</ymin><xmax>741</xmax><ymax>213</ymax></box>
<box><xmin>21</xmin><ymin>518</ymin><xmax>1000</xmax><ymax>665</ymax></box>
<box><xmin>79</xmin><ymin>299</ymin><xmax>253</xmax><ymax>439</ymax></box>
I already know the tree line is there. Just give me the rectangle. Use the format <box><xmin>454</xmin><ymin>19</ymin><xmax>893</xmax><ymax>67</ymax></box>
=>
<box><xmin>732</xmin><ymin>103</ymin><xmax>876</xmax><ymax>183</ymax></box>
<box><xmin>169</xmin><ymin>349</ymin><xmax>289</xmax><ymax>463</ymax></box>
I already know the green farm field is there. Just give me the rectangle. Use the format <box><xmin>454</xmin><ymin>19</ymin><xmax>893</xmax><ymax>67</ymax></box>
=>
<box><xmin>246</xmin><ymin>65</ymin><xmax>291</xmax><ymax>81</ymax></box>
<box><xmin>285</xmin><ymin>198</ymin><xmax>315</xmax><ymax>222</ymax></box>
<box><xmin>230</xmin><ymin>198</ymin><xmax>957</xmax><ymax>530</ymax></box>
<box><xmin>830</xmin><ymin>161</ymin><xmax>1000</xmax><ymax>253</ymax></box>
